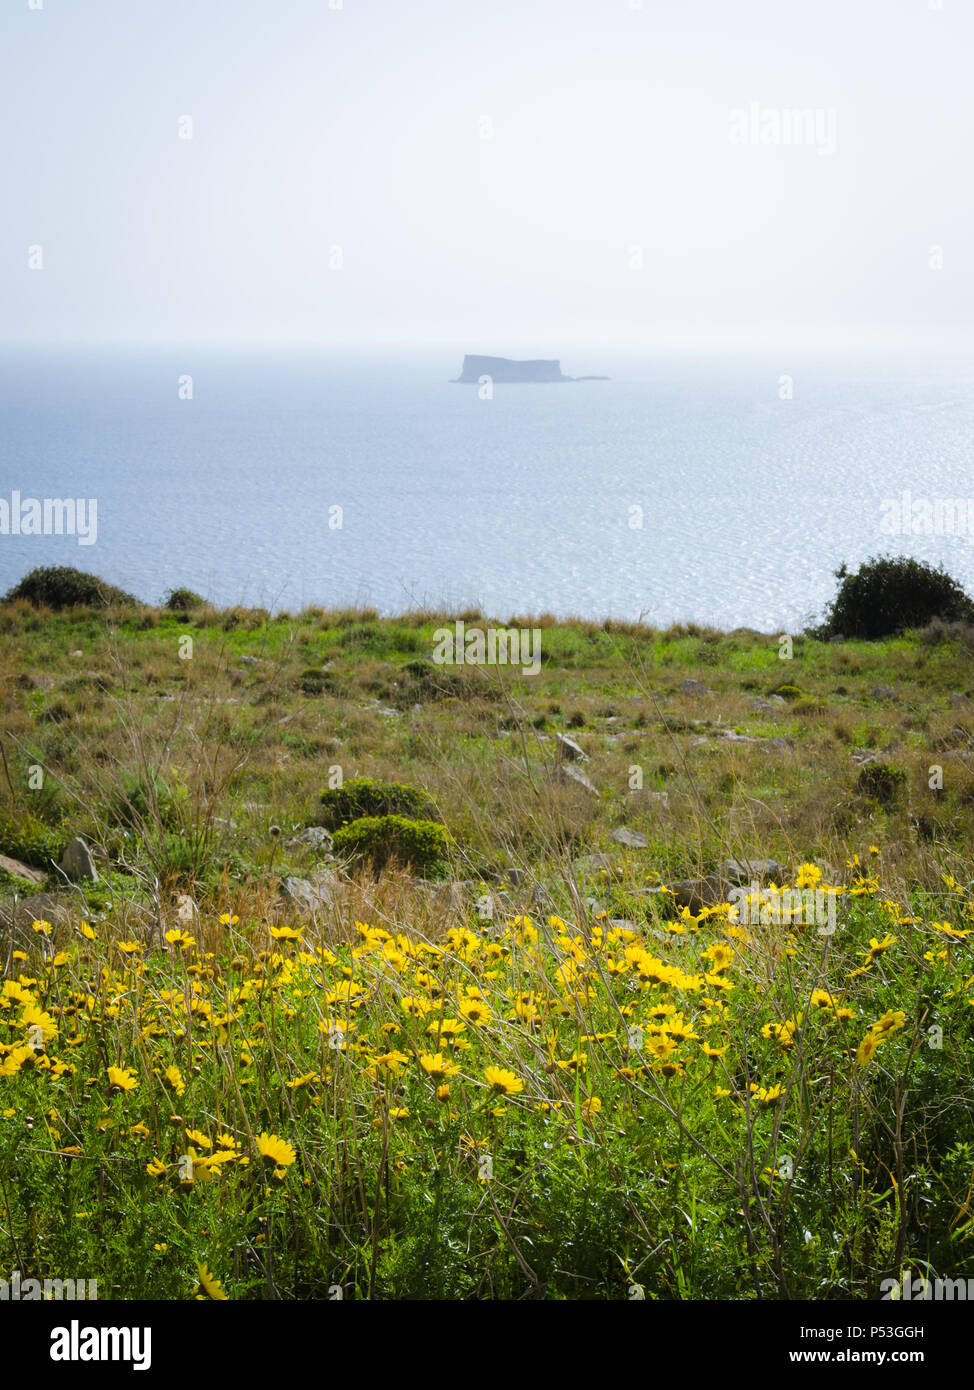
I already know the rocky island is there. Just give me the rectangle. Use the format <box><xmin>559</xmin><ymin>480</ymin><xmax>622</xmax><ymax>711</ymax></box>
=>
<box><xmin>451</xmin><ymin>355</ymin><xmax>609</xmax><ymax>383</ymax></box>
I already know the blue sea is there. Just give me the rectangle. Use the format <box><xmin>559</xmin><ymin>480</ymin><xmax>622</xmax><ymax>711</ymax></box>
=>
<box><xmin>2</xmin><ymin>346</ymin><xmax>972</xmax><ymax>632</ymax></box>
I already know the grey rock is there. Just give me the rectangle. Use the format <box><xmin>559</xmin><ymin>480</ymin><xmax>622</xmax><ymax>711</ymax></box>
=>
<box><xmin>0</xmin><ymin>892</ymin><xmax>76</xmax><ymax>956</ymax></box>
<box><xmin>949</xmin><ymin>692</ymin><xmax>970</xmax><ymax>704</ymax></box>
<box><xmin>240</xmin><ymin>654</ymin><xmax>259</xmax><ymax>665</ymax></box>
<box><xmin>555</xmin><ymin>732</ymin><xmax>587</xmax><ymax>762</ymax></box>
<box><xmin>610</xmin><ymin>827</ymin><xmax>649</xmax><ymax>850</ymax></box>
<box><xmin>286</xmin><ymin>826</ymin><xmax>334</xmax><ymax>853</ymax></box>
<box><xmin>723</xmin><ymin>858</ymin><xmax>784</xmax><ymax>885</ymax></box>
<box><xmin>723</xmin><ymin>731</ymin><xmax>760</xmax><ymax>744</ymax></box>
<box><xmin>871</xmin><ymin>686</ymin><xmax>895</xmax><ymax>700</ymax></box>
<box><xmin>279</xmin><ymin>870</ymin><xmax>337</xmax><ymax>916</ymax></box>
<box><xmin>574</xmin><ymin>853</ymin><xmax>617</xmax><ymax>877</ymax></box>
<box><xmin>768</xmin><ymin>737</ymin><xmax>793</xmax><ymax>751</ymax></box>
<box><xmin>555</xmin><ymin>763</ymin><xmax>599</xmax><ymax>796</ymax></box>
<box><xmin>748</xmin><ymin>698</ymin><xmax>778</xmax><ymax>712</ymax></box>
<box><xmin>680</xmin><ymin>679</ymin><xmax>713</xmax><ymax>697</ymax></box>
<box><xmin>59</xmin><ymin>837</ymin><xmax>98</xmax><ymax>882</ymax></box>
<box><xmin>0</xmin><ymin>853</ymin><xmax>45</xmax><ymax>885</ymax></box>
<box><xmin>669</xmin><ymin>876</ymin><xmax>730</xmax><ymax>911</ymax></box>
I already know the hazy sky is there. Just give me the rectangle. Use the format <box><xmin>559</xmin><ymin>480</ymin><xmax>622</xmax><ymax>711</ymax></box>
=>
<box><xmin>2</xmin><ymin>0</ymin><xmax>971</xmax><ymax>349</ymax></box>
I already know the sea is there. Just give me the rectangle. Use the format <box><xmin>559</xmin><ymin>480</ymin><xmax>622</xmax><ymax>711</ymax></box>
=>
<box><xmin>1</xmin><ymin>346</ymin><xmax>972</xmax><ymax>633</ymax></box>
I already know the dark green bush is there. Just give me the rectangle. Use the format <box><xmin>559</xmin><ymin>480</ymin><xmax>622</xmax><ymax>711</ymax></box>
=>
<box><xmin>4</xmin><ymin>566</ymin><xmax>139</xmax><ymax>610</ymax></box>
<box><xmin>815</xmin><ymin>556</ymin><xmax>974</xmax><ymax>639</ymax></box>
<box><xmin>0</xmin><ymin>808</ymin><xmax>64</xmax><ymax>870</ymax></box>
<box><xmin>769</xmin><ymin>683</ymin><xmax>804</xmax><ymax>701</ymax></box>
<box><xmin>855</xmin><ymin>762</ymin><xmax>907</xmax><ymax>804</ymax></box>
<box><xmin>164</xmin><ymin>587</ymin><xmax>204</xmax><ymax>612</ymax></box>
<box><xmin>332</xmin><ymin>815</ymin><xmax>451</xmax><ymax>876</ymax></box>
<box><xmin>108</xmin><ymin>771</ymin><xmax>188</xmax><ymax>831</ymax></box>
<box><xmin>318</xmin><ymin>776</ymin><xmax>437</xmax><ymax>829</ymax></box>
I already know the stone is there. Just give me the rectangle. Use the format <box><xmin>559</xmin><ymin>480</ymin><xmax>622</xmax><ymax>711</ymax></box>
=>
<box><xmin>555</xmin><ymin>732</ymin><xmax>587</xmax><ymax>762</ymax></box>
<box><xmin>949</xmin><ymin>692</ymin><xmax>970</xmax><ymax>704</ymax></box>
<box><xmin>555</xmin><ymin>763</ymin><xmax>599</xmax><ymax>796</ymax></box>
<box><xmin>574</xmin><ymin>853</ymin><xmax>617</xmax><ymax>877</ymax></box>
<box><xmin>0</xmin><ymin>892</ymin><xmax>75</xmax><ymax>957</ymax></box>
<box><xmin>0</xmin><ymin>853</ymin><xmax>45</xmax><ymax>885</ymax></box>
<box><xmin>680</xmin><ymin>679</ymin><xmax>713</xmax><ymax>697</ymax></box>
<box><xmin>723</xmin><ymin>858</ymin><xmax>784</xmax><ymax>885</ymax></box>
<box><xmin>286</xmin><ymin>826</ymin><xmax>334</xmax><ymax>853</ymax></box>
<box><xmin>669</xmin><ymin>876</ymin><xmax>730</xmax><ymax>912</ymax></box>
<box><xmin>279</xmin><ymin>870</ymin><xmax>337</xmax><ymax>916</ymax></box>
<box><xmin>610</xmin><ymin>827</ymin><xmax>649</xmax><ymax>850</ymax></box>
<box><xmin>768</xmin><ymin>737</ymin><xmax>793</xmax><ymax>751</ymax></box>
<box><xmin>871</xmin><ymin>686</ymin><xmax>896</xmax><ymax>700</ymax></box>
<box><xmin>748</xmin><ymin>698</ymin><xmax>778</xmax><ymax>712</ymax></box>
<box><xmin>59</xmin><ymin>837</ymin><xmax>98</xmax><ymax>882</ymax></box>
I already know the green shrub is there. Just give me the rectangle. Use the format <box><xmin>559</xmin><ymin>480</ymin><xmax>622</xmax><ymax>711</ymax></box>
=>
<box><xmin>769</xmin><ymin>683</ymin><xmax>804</xmax><ymax>701</ymax></box>
<box><xmin>332</xmin><ymin>815</ymin><xmax>451</xmax><ymax>876</ymax></box>
<box><xmin>299</xmin><ymin>667</ymin><xmax>336</xmax><ymax>696</ymax></box>
<box><xmin>318</xmin><ymin>776</ymin><xmax>437</xmax><ymax>829</ymax></box>
<box><xmin>815</xmin><ymin>556</ymin><xmax>974</xmax><ymax>639</ymax></box>
<box><xmin>164</xmin><ymin>587</ymin><xmax>204</xmax><ymax>612</ymax></box>
<box><xmin>0</xmin><ymin>808</ymin><xmax>63</xmax><ymax>870</ymax></box>
<box><xmin>855</xmin><ymin>762</ymin><xmax>907</xmax><ymax>804</ymax></box>
<box><xmin>108</xmin><ymin>771</ymin><xmax>188</xmax><ymax>831</ymax></box>
<box><xmin>4</xmin><ymin>566</ymin><xmax>139</xmax><ymax>610</ymax></box>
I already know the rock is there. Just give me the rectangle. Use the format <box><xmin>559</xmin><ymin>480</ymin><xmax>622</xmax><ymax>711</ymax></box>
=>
<box><xmin>723</xmin><ymin>858</ymin><xmax>784</xmax><ymax>885</ymax></box>
<box><xmin>279</xmin><ymin>870</ymin><xmax>337</xmax><ymax>916</ymax></box>
<box><xmin>949</xmin><ymin>692</ymin><xmax>970</xmax><ymax>704</ymax></box>
<box><xmin>680</xmin><ymin>679</ymin><xmax>713</xmax><ymax>697</ymax></box>
<box><xmin>0</xmin><ymin>853</ymin><xmax>45</xmax><ymax>885</ymax></box>
<box><xmin>748</xmin><ymin>698</ymin><xmax>778</xmax><ymax>712</ymax></box>
<box><xmin>286</xmin><ymin>826</ymin><xmax>334</xmax><ymax>853</ymax></box>
<box><xmin>555</xmin><ymin>763</ymin><xmax>599</xmax><ymax>796</ymax></box>
<box><xmin>0</xmin><ymin>892</ymin><xmax>76</xmax><ymax>956</ymax></box>
<box><xmin>768</xmin><ymin>737</ymin><xmax>793</xmax><ymax>751</ymax></box>
<box><xmin>59</xmin><ymin>837</ymin><xmax>98</xmax><ymax>882</ymax></box>
<box><xmin>871</xmin><ymin>686</ymin><xmax>895</xmax><ymax>700</ymax></box>
<box><xmin>69</xmin><ymin>650</ymin><xmax>83</xmax><ymax>658</ymax></box>
<box><xmin>555</xmin><ymin>732</ymin><xmax>587</xmax><ymax>762</ymax></box>
<box><xmin>669</xmin><ymin>876</ymin><xmax>730</xmax><ymax>912</ymax></box>
<box><xmin>240</xmin><ymin>655</ymin><xmax>259</xmax><ymax>665</ymax></box>
<box><xmin>574</xmin><ymin>853</ymin><xmax>617</xmax><ymax>877</ymax></box>
<box><xmin>451</xmin><ymin>355</ymin><xmax>586</xmax><ymax>384</ymax></box>
<box><xmin>723</xmin><ymin>731</ymin><xmax>759</xmax><ymax>744</ymax></box>
<box><xmin>610</xmin><ymin>827</ymin><xmax>649</xmax><ymax>850</ymax></box>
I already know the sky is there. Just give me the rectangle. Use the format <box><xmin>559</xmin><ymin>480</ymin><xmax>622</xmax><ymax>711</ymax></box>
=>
<box><xmin>2</xmin><ymin>0</ymin><xmax>972</xmax><ymax>351</ymax></box>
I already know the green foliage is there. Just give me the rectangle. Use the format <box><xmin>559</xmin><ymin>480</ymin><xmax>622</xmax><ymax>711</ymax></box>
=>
<box><xmin>332</xmin><ymin>814</ymin><xmax>451</xmax><ymax>876</ymax></box>
<box><xmin>164</xmin><ymin>587</ymin><xmax>204</xmax><ymax>612</ymax></box>
<box><xmin>108</xmin><ymin>771</ymin><xmax>188</xmax><ymax>832</ymax></box>
<box><xmin>0</xmin><ymin>807</ymin><xmax>63</xmax><ymax>870</ymax></box>
<box><xmin>856</xmin><ymin>762</ymin><xmax>907</xmax><ymax>804</ymax></box>
<box><xmin>318</xmin><ymin>775</ymin><xmax>437</xmax><ymax>829</ymax></box>
<box><xmin>4</xmin><ymin>566</ymin><xmax>139</xmax><ymax>610</ymax></box>
<box><xmin>768</xmin><ymin>683</ymin><xmax>803</xmax><ymax>701</ymax></box>
<box><xmin>817</xmin><ymin>556</ymin><xmax>974</xmax><ymax>639</ymax></box>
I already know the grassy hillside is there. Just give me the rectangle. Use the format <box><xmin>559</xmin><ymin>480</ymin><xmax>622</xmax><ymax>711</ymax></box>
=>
<box><xmin>0</xmin><ymin>593</ymin><xmax>972</xmax><ymax>1298</ymax></box>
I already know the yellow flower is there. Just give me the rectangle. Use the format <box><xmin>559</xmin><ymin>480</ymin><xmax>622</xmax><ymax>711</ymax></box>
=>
<box><xmin>185</xmin><ymin>1128</ymin><xmax>212</xmax><ymax>1149</ymax></box>
<box><xmin>31</xmin><ymin>919</ymin><xmax>52</xmax><ymax>935</ymax></box>
<box><xmin>164</xmin><ymin>1065</ymin><xmax>186</xmax><ymax>1096</ymax></box>
<box><xmin>458</xmin><ymin>997</ymin><xmax>491</xmax><ymax>1025</ymax></box>
<box><xmin>794</xmin><ymin>863</ymin><xmax>823</xmax><ymax>889</ymax></box>
<box><xmin>117</xmin><ymin>941</ymin><xmax>142</xmax><ymax>955</ymax></box>
<box><xmin>581</xmin><ymin>1096</ymin><xmax>602</xmax><ymax>1119</ymax></box>
<box><xmin>146</xmin><ymin>1157</ymin><xmax>168</xmax><ymax>1177</ymax></box>
<box><xmin>867</xmin><ymin>934</ymin><xmax>896</xmax><ymax>960</ymax></box>
<box><xmin>256</xmin><ymin>1132</ymin><xmax>296</xmax><ymax>1168</ymax></box>
<box><xmin>419</xmin><ymin>1052</ymin><xmax>460</xmax><ymax>1082</ymax></box>
<box><xmin>219</xmin><ymin>913</ymin><xmax>239</xmax><ymax>926</ymax></box>
<box><xmin>107</xmin><ymin>1066</ymin><xmax>138</xmax><ymax>1092</ymax></box>
<box><xmin>484</xmin><ymin>1065</ymin><xmax>523</xmax><ymax>1096</ymax></box>
<box><xmin>751</xmin><ymin>1084</ymin><xmax>784</xmax><ymax>1106</ymax></box>
<box><xmin>856</xmin><ymin>1032</ymin><xmax>883</xmax><ymax>1067</ymax></box>
<box><xmin>165</xmin><ymin>928</ymin><xmax>195</xmax><ymax>950</ymax></box>
<box><xmin>197</xmin><ymin>1262</ymin><xmax>229</xmax><ymax>1300</ymax></box>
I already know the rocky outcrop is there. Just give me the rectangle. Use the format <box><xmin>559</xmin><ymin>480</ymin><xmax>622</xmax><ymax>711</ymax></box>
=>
<box><xmin>451</xmin><ymin>356</ymin><xmax>608</xmax><ymax>384</ymax></box>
